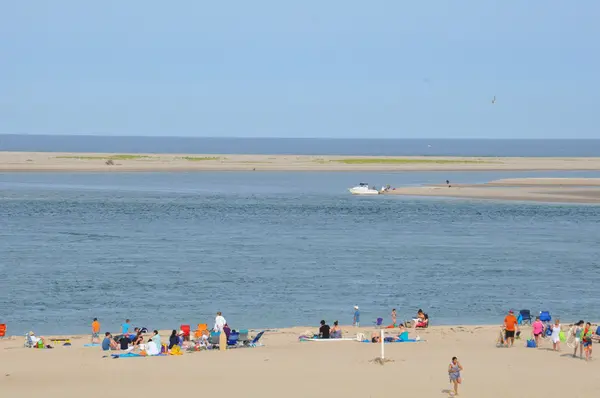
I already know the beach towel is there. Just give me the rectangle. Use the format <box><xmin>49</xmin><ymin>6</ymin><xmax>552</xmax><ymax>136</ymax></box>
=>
<box><xmin>84</xmin><ymin>343</ymin><xmax>101</xmax><ymax>347</ymax></box>
<box><xmin>361</xmin><ymin>339</ymin><xmax>422</xmax><ymax>343</ymax></box>
<box><xmin>111</xmin><ymin>353</ymin><xmax>142</xmax><ymax>358</ymax></box>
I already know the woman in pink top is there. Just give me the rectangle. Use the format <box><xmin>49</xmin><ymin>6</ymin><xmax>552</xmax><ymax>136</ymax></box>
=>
<box><xmin>532</xmin><ymin>316</ymin><xmax>544</xmax><ymax>348</ymax></box>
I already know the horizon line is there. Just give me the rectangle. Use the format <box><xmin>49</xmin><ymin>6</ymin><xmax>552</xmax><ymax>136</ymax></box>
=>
<box><xmin>0</xmin><ymin>134</ymin><xmax>598</xmax><ymax>141</ymax></box>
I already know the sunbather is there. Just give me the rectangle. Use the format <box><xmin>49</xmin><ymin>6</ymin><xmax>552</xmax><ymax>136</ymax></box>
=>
<box><xmin>102</xmin><ymin>332</ymin><xmax>119</xmax><ymax>351</ymax></box>
<box><xmin>330</xmin><ymin>321</ymin><xmax>342</xmax><ymax>338</ymax></box>
<box><xmin>168</xmin><ymin>330</ymin><xmax>179</xmax><ymax>350</ymax></box>
<box><xmin>28</xmin><ymin>331</ymin><xmax>48</xmax><ymax>347</ymax></box>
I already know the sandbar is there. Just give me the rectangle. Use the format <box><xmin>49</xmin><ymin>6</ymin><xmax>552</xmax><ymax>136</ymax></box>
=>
<box><xmin>4</xmin><ymin>151</ymin><xmax>600</xmax><ymax>172</ymax></box>
<box><xmin>384</xmin><ymin>178</ymin><xmax>600</xmax><ymax>203</ymax></box>
<box><xmin>1</xmin><ymin>324</ymin><xmax>598</xmax><ymax>397</ymax></box>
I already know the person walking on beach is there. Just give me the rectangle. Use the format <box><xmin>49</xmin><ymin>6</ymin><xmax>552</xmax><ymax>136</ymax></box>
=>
<box><xmin>532</xmin><ymin>316</ymin><xmax>544</xmax><ymax>348</ymax></box>
<box><xmin>353</xmin><ymin>306</ymin><xmax>360</xmax><ymax>327</ymax></box>
<box><xmin>582</xmin><ymin>322</ymin><xmax>593</xmax><ymax>361</ymax></box>
<box><xmin>572</xmin><ymin>320</ymin><xmax>584</xmax><ymax>358</ymax></box>
<box><xmin>391</xmin><ymin>308</ymin><xmax>397</xmax><ymax>327</ymax></box>
<box><xmin>503</xmin><ymin>310</ymin><xmax>518</xmax><ymax>347</ymax></box>
<box><xmin>551</xmin><ymin>319</ymin><xmax>561</xmax><ymax>351</ymax></box>
<box><xmin>448</xmin><ymin>356</ymin><xmax>463</xmax><ymax>396</ymax></box>
<box><xmin>91</xmin><ymin>318</ymin><xmax>100</xmax><ymax>344</ymax></box>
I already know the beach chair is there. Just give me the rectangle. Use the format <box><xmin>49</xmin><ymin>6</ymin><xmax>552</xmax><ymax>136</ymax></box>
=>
<box><xmin>0</xmin><ymin>324</ymin><xmax>6</xmax><ymax>338</ymax></box>
<box><xmin>24</xmin><ymin>333</ymin><xmax>34</xmax><ymax>348</ymax></box>
<box><xmin>244</xmin><ymin>331</ymin><xmax>265</xmax><ymax>347</ymax></box>
<box><xmin>180</xmin><ymin>324</ymin><xmax>191</xmax><ymax>341</ymax></box>
<box><xmin>519</xmin><ymin>310</ymin><xmax>532</xmax><ymax>325</ymax></box>
<box><xmin>227</xmin><ymin>332</ymin><xmax>239</xmax><ymax>347</ymax></box>
<box><xmin>374</xmin><ymin>318</ymin><xmax>383</xmax><ymax>328</ymax></box>
<box><xmin>209</xmin><ymin>332</ymin><xmax>220</xmax><ymax>346</ymax></box>
<box><xmin>238</xmin><ymin>329</ymin><xmax>249</xmax><ymax>343</ymax></box>
<box><xmin>539</xmin><ymin>311</ymin><xmax>551</xmax><ymax>323</ymax></box>
<box><xmin>194</xmin><ymin>323</ymin><xmax>208</xmax><ymax>339</ymax></box>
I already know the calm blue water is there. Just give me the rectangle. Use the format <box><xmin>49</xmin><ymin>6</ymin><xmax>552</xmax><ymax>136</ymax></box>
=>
<box><xmin>2</xmin><ymin>134</ymin><xmax>600</xmax><ymax>157</ymax></box>
<box><xmin>1</xmin><ymin>170</ymin><xmax>600</xmax><ymax>335</ymax></box>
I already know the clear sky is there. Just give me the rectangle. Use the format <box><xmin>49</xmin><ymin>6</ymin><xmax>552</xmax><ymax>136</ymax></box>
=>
<box><xmin>1</xmin><ymin>1</ymin><xmax>598</xmax><ymax>138</ymax></box>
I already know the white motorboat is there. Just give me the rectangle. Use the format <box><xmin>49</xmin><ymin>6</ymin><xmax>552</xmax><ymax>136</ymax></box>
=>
<box><xmin>348</xmin><ymin>183</ymin><xmax>380</xmax><ymax>195</ymax></box>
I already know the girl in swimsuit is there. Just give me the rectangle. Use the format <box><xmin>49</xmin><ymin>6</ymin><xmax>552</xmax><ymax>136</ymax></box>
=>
<box><xmin>448</xmin><ymin>356</ymin><xmax>463</xmax><ymax>396</ymax></box>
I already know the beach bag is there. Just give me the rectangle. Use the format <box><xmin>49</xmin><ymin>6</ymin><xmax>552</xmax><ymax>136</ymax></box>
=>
<box><xmin>559</xmin><ymin>331</ymin><xmax>566</xmax><ymax>343</ymax></box>
<box><xmin>517</xmin><ymin>314</ymin><xmax>523</xmax><ymax>325</ymax></box>
<box><xmin>526</xmin><ymin>339</ymin><xmax>536</xmax><ymax>348</ymax></box>
<box><xmin>545</xmin><ymin>327</ymin><xmax>552</xmax><ymax>337</ymax></box>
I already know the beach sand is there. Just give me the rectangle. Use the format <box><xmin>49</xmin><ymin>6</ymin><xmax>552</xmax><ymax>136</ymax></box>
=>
<box><xmin>384</xmin><ymin>178</ymin><xmax>600</xmax><ymax>203</ymax></box>
<box><xmin>4</xmin><ymin>151</ymin><xmax>600</xmax><ymax>172</ymax></box>
<box><xmin>0</xmin><ymin>325</ymin><xmax>598</xmax><ymax>397</ymax></box>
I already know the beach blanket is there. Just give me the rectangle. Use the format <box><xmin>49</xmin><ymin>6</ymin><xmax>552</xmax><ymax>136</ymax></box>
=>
<box><xmin>111</xmin><ymin>353</ymin><xmax>167</xmax><ymax>359</ymax></box>
<box><xmin>361</xmin><ymin>339</ymin><xmax>423</xmax><ymax>343</ymax></box>
<box><xmin>83</xmin><ymin>343</ymin><xmax>101</xmax><ymax>347</ymax></box>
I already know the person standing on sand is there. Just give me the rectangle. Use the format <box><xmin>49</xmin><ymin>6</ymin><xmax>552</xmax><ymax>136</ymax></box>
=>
<box><xmin>448</xmin><ymin>356</ymin><xmax>463</xmax><ymax>396</ymax></box>
<box><xmin>214</xmin><ymin>312</ymin><xmax>226</xmax><ymax>332</ymax></box>
<box><xmin>91</xmin><ymin>318</ymin><xmax>100</xmax><ymax>344</ymax></box>
<box><xmin>122</xmin><ymin>319</ymin><xmax>131</xmax><ymax>335</ymax></box>
<box><xmin>532</xmin><ymin>316</ymin><xmax>544</xmax><ymax>348</ymax></box>
<box><xmin>551</xmin><ymin>319</ymin><xmax>561</xmax><ymax>351</ymax></box>
<box><xmin>572</xmin><ymin>320</ymin><xmax>584</xmax><ymax>358</ymax></box>
<box><xmin>503</xmin><ymin>310</ymin><xmax>518</xmax><ymax>347</ymax></box>
<box><xmin>353</xmin><ymin>306</ymin><xmax>360</xmax><ymax>327</ymax></box>
<box><xmin>391</xmin><ymin>308</ymin><xmax>397</xmax><ymax>327</ymax></box>
<box><xmin>581</xmin><ymin>322</ymin><xmax>593</xmax><ymax>361</ymax></box>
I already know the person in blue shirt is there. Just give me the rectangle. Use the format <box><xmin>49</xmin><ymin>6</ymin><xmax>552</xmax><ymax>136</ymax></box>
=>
<box><xmin>122</xmin><ymin>319</ymin><xmax>131</xmax><ymax>335</ymax></box>
<box><xmin>353</xmin><ymin>306</ymin><xmax>360</xmax><ymax>327</ymax></box>
<box><xmin>102</xmin><ymin>332</ymin><xmax>118</xmax><ymax>350</ymax></box>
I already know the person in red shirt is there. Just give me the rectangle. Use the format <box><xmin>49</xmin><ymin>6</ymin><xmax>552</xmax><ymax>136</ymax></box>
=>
<box><xmin>503</xmin><ymin>310</ymin><xmax>519</xmax><ymax>347</ymax></box>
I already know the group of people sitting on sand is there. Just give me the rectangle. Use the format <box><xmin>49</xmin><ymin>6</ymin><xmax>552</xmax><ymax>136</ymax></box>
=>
<box><xmin>95</xmin><ymin>312</ymin><xmax>243</xmax><ymax>355</ymax></box>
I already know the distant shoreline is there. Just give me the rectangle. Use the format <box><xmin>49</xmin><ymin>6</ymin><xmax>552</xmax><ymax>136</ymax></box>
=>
<box><xmin>4</xmin><ymin>151</ymin><xmax>600</xmax><ymax>172</ymax></box>
<box><xmin>383</xmin><ymin>178</ymin><xmax>600</xmax><ymax>204</ymax></box>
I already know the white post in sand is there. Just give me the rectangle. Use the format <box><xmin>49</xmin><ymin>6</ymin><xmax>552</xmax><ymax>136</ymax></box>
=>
<box><xmin>380</xmin><ymin>329</ymin><xmax>385</xmax><ymax>359</ymax></box>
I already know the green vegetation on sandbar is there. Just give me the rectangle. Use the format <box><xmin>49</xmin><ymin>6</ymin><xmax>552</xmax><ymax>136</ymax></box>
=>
<box><xmin>181</xmin><ymin>156</ymin><xmax>221</xmax><ymax>161</ymax></box>
<box><xmin>56</xmin><ymin>154</ymin><xmax>152</xmax><ymax>160</ymax></box>
<box><xmin>331</xmin><ymin>158</ymin><xmax>494</xmax><ymax>165</ymax></box>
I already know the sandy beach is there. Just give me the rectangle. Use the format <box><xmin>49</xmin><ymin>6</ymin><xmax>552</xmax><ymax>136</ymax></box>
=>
<box><xmin>384</xmin><ymin>178</ymin><xmax>600</xmax><ymax>204</ymax></box>
<box><xmin>0</xmin><ymin>324</ymin><xmax>598</xmax><ymax>398</ymax></box>
<box><xmin>4</xmin><ymin>151</ymin><xmax>600</xmax><ymax>172</ymax></box>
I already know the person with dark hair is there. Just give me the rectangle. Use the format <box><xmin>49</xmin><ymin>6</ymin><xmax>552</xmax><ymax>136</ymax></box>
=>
<box><xmin>319</xmin><ymin>320</ymin><xmax>330</xmax><ymax>339</ymax></box>
<box><xmin>151</xmin><ymin>330</ymin><xmax>161</xmax><ymax>349</ymax></box>
<box><xmin>102</xmin><ymin>332</ymin><xmax>118</xmax><ymax>351</ymax></box>
<box><xmin>582</xmin><ymin>322</ymin><xmax>593</xmax><ymax>362</ymax></box>
<box><xmin>91</xmin><ymin>318</ymin><xmax>101</xmax><ymax>343</ymax></box>
<box><xmin>448</xmin><ymin>357</ymin><xmax>463</xmax><ymax>396</ymax></box>
<box><xmin>168</xmin><ymin>330</ymin><xmax>179</xmax><ymax>350</ymax></box>
<box><xmin>330</xmin><ymin>321</ymin><xmax>342</xmax><ymax>338</ymax></box>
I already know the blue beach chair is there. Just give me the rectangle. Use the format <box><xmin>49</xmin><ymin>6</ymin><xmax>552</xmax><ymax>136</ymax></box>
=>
<box><xmin>244</xmin><ymin>331</ymin><xmax>265</xmax><ymax>347</ymax></box>
<box><xmin>374</xmin><ymin>318</ymin><xmax>383</xmax><ymax>328</ymax></box>
<box><xmin>539</xmin><ymin>311</ymin><xmax>551</xmax><ymax>323</ymax></box>
<box><xmin>519</xmin><ymin>310</ymin><xmax>532</xmax><ymax>325</ymax></box>
<box><xmin>227</xmin><ymin>332</ymin><xmax>239</xmax><ymax>346</ymax></box>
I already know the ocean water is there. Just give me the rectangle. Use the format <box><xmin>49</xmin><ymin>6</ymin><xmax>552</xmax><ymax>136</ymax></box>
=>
<box><xmin>1</xmin><ymin>170</ymin><xmax>600</xmax><ymax>335</ymax></box>
<box><xmin>2</xmin><ymin>134</ymin><xmax>600</xmax><ymax>157</ymax></box>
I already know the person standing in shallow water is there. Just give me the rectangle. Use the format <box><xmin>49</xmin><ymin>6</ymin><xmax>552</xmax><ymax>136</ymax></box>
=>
<box><xmin>353</xmin><ymin>306</ymin><xmax>360</xmax><ymax>327</ymax></box>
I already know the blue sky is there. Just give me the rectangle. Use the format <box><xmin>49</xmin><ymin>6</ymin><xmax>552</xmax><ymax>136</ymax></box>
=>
<box><xmin>1</xmin><ymin>1</ymin><xmax>598</xmax><ymax>138</ymax></box>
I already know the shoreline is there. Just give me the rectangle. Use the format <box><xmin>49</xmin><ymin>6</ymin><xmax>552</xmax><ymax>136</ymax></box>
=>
<box><xmin>4</xmin><ymin>151</ymin><xmax>600</xmax><ymax>172</ymax></box>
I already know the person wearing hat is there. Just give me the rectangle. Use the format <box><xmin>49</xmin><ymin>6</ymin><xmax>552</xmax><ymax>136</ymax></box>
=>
<box><xmin>503</xmin><ymin>309</ymin><xmax>519</xmax><ymax>347</ymax></box>
<box><xmin>353</xmin><ymin>306</ymin><xmax>360</xmax><ymax>327</ymax></box>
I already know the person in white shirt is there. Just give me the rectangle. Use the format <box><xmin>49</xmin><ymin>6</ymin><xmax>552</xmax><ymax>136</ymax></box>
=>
<box><xmin>214</xmin><ymin>312</ymin><xmax>227</xmax><ymax>332</ymax></box>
